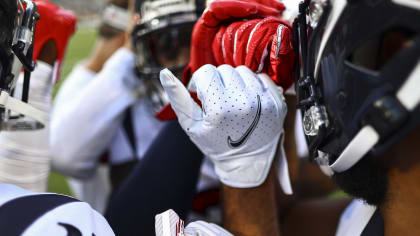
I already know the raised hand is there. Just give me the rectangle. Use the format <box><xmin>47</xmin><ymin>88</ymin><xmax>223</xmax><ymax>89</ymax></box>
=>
<box><xmin>160</xmin><ymin>64</ymin><xmax>287</xmax><ymax>188</ymax></box>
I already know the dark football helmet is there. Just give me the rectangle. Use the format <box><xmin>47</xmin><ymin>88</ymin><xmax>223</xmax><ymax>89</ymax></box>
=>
<box><xmin>0</xmin><ymin>0</ymin><xmax>46</xmax><ymax>131</ymax></box>
<box><xmin>294</xmin><ymin>0</ymin><xmax>420</xmax><ymax>173</ymax></box>
<box><xmin>131</xmin><ymin>0</ymin><xmax>205</xmax><ymax>111</ymax></box>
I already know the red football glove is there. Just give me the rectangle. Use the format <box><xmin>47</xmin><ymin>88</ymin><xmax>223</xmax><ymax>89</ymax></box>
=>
<box><xmin>33</xmin><ymin>0</ymin><xmax>77</xmax><ymax>83</ymax></box>
<box><xmin>182</xmin><ymin>0</ymin><xmax>285</xmax><ymax>84</ymax></box>
<box><xmin>231</xmin><ymin>17</ymin><xmax>294</xmax><ymax>89</ymax></box>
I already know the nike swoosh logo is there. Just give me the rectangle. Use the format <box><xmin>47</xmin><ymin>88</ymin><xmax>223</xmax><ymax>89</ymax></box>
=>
<box><xmin>58</xmin><ymin>222</ymin><xmax>82</xmax><ymax>236</ymax></box>
<box><xmin>228</xmin><ymin>95</ymin><xmax>261</xmax><ymax>148</ymax></box>
<box><xmin>58</xmin><ymin>222</ymin><xmax>96</xmax><ymax>236</ymax></box>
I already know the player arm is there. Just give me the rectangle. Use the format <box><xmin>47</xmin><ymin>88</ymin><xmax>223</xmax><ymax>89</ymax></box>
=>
<box><xmin>222</xmin><ymin>165</ymin><xmax>350</xmax><ymax>236</ymax></box>
<box><xmin>222</xmin><ymin>166</ymin><xmax>281</xmax><ymax>236</ymax></box>
<box><xmin>50</xmin><ymin>48</ymin><xmax>139</xmax><ymax>179</ymax></box>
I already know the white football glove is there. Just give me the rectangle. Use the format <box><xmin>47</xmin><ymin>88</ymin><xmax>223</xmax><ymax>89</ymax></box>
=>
<box><xmin>155</xmin><ymin>209</ymin><xmax>233</xmax><ymax>236</ymax></box>
<box><xmin>160</xmin><ymin>64</ymin><xmax>291</xmax><ymax>190</ymax></box>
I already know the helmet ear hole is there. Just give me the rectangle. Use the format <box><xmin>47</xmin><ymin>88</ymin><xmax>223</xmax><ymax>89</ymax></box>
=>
<box><xmin>346</xmin><ymin>27</ymin><xmax>416</xmax><ymax>72</ymax></box>
<box><xmin>377</xmin><ymin>28</ymin><xmax>415</xmax><ymax>69</ymax></box>
<box><xmin>347</xmin><ymin>37</ymin><xmax>381</xmax><ymax>72</ymax></box>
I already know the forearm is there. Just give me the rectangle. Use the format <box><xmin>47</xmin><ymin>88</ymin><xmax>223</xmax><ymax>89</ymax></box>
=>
<box><xmin>51</xmin><ymin>48</ymin><xmax>138</xmax><ymax>178</ymax></box>
<box><xmin>222</xmin><ymin>166</ymin><xmax>281</xmax><ymax>236</ymax></box>
<box><xmin>85</xmin><ymin>35</ymin><xmax>126</xmax><ymax>73</ymax></box>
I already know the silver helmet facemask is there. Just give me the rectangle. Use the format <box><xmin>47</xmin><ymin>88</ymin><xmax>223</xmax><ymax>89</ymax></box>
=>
<box><xmin>0</xmin><ymin>0</ymin><xmax>47</xmax><ymax>131</ymax></box>
<box><xmin>131</xmin><ymin>0</ymin><xmax>199</xmax><ymax>111</ymax></box>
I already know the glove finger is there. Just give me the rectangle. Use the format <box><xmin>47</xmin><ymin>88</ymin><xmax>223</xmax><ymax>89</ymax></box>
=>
<box><xmin>188</xmin><ymin>19</ymin><xmax>220</xmax><ymax>80</ymax></box>
<box><xmin>269</xmin><ymin>23</ymin><xmax>295</xmax><ymax>90</ymax></box>
<box><xmin>235</xmin><ymin>66</ymin><xmax>263</xmax><ymax>91</ymax></box>
<box><xmin>257</xmin><ymin>73</ymin><xmax>287</xmax><ymax>115</ymax></box>
<box><xmin>188</xmin><ymin>64</ymin><xmax>225</xmax><ymax>112</ymax></box>
<box><xmin>217</xmin><ymin>64</ymin><xmax>246</xmax><ymax>89</ymax></box>
<box><xmin>160</xmin><ymin>69</ymin><xmax>203</xmax><ymax>126</ymax></box>
<box><xmin>204</xmin><ymin>0</ymin><xmax>281</xmax><ymax>27</ymax></box>
<box><xmin>187</xmin><ymin>0</ymin><xmax>282</xmax><ymax>82</ymax></box>
<box><xmin>212</xmin><ymin>25</ymin><xmax>227</xmax><ymax>66</ymax></box>
<box><xmin>222</xmin><ymin>21</ymin><xmax>243</xmax><ymax>66</ymax></box>
<box><xmin>155</xmin><ymin>209</ymin><xmax>184</xmax><ymax>236</ymax></box>
<box><xmin>233</xmin><ymin>19</ymin><xmax>260</xmax><ymax>67</ymax></box>
<box><xmin>245</xmin><ymin>17</ymin><xmax>282</xmax><ymax>72</ymax></box>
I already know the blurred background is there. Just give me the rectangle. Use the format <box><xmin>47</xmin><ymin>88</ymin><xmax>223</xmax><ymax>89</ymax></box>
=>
<box><xmin>48</xmin><ymin>0</ymin><xmax>103</xmax><ymax>196</ymax></box>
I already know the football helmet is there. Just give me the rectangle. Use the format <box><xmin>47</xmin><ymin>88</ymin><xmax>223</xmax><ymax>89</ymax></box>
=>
<box><xmin>32</xmin><ymin>0</ymin><xmax>77</xmax><ymax>83</ymax></box>
<box><xmin>294</xmin><ymin>0</ymin><xmax>420</xmax><ymax>173</ymax></box>
<box><xmin>132</xmin><ymin>0</ymin><xmax>205</xmax><ymax>111</ymax></box>
<box><xmin>0</xmin><ymin>0</ymin><xmax>47</xmax><ymax>131</ymax></box>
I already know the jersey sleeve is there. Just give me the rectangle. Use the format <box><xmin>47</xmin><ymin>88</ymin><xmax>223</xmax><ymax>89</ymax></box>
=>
<box><xmin>51</xmin><ymin>48</ymin><xmax>140</xmax><ymax>179</ymax></box>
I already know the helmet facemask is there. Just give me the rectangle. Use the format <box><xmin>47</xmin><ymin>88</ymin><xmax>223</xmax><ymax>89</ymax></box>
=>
<box><xmin>131</xmin><ymin>0</ymin><xmax>200</xmax><ymax>111</ymax></box>
<box><xmin>0</xmin><ymin>0</ymin><xmax>47</xmax><ymax>131</ymax></box>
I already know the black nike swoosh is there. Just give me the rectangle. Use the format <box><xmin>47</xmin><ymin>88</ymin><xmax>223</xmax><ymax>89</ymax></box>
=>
<box><xmin>58</xmin><ymin>222</ymin><xmax>96</xmax><ymax>236</ymax></box>
<box><xmin>228</xmin><ymin>95</ymin><xmax>262</xmax><ymax>148</ymax></box>
<box><xmin>58</xmin><ymin>222</ymin><xmax>82</xmax><ymax>236</ymax></box>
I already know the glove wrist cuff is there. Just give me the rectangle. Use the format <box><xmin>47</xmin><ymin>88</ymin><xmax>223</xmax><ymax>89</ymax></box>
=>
<box><xmin>212</xmin><ymin>133</ymin><xmax>281</xmax><ymax>188</ymax></box>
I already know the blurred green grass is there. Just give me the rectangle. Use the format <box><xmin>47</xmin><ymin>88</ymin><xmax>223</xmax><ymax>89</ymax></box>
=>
<box><xmin>47</xmin><ymin>26</ymin><xmax>97</xmax><ymax>196</ymax></box>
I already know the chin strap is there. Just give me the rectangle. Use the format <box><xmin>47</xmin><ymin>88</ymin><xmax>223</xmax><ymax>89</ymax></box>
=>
<box><xmin>330</xmin><ymin>61</ymin><xmax>420</xmax><ymax>172</ymax></box>
<box><xmin>0</xmin><ymin>91</ymin><xmax>47</xmax><ymax>131</ymax></box>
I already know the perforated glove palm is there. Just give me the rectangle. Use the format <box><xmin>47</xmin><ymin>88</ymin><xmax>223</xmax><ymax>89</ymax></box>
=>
<box><xmin>160</xmin><ymin>64</ymin><xmax>289</xmax><ymax>188</ymax></box>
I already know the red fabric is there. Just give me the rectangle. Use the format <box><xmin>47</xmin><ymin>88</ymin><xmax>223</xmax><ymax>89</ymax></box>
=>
<box><xmin>182</xmin><ymin>0</ymin><xmax>282</xmax><ymax>85</ymax></box>
<box><xmin>33</xmin><ymin>0</ymin><xmax>77</xmax><ymax>83</ymax></box>
<box><xmin>212</xmin><ymin>25</ymin><xmax>227</xmax><ymax>66</ymax></box>
<box><xmin>222</xmin><ymin>21</ymin><xmax>243</xmax><ymax>66</ymax></box>
<box><xmin>245</xmin><ymin>17</ymin><xmax>282</xmax><ymax>72</ymax></box>
<box><xmin>269</xmin><ymin>23</ymin><xmax>295</xmax><ymax>89</ymax></box>
<box><xmin>232</xmin><ymin>19</ymin><xmax>260</xmax><ymax>67</ymax></box>
<box><xmin>192</xmin><ymin>188</ymin><xmax>220</xmax><ymax>214</ymax></box>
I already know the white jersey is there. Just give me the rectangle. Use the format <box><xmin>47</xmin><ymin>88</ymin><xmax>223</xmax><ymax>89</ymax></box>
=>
<box><xmin>0</xmin><ymin>184</ymin><xmax>114</xmax><ymax>235</ymax></box>
<box><xmin>51</xmin><ymin>48</ymin><xmax>163</xmax><ymax>178</ymax></box>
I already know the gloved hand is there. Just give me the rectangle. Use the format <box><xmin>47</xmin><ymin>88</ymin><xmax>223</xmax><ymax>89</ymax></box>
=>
<box><xmin>184</xmin><ymin>0</ymin><xmax>285</xmax><ymax>84</ymax></box>
<box><xmin>155</xmin><ymin>209</ymin><xmax>233</xmax><ymax>236</ymax></box>
<box><xmin>160</xmin><ymin>64</ymin><xmax>287</xmax><ymax>188</ymax></box>
<box><xmin>211</xmin><ymin>16</ymin><xmax>295</xmax><ymax>89</ymax></box>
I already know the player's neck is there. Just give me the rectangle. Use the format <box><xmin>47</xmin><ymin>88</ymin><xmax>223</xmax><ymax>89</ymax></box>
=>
<box><xmin>380</xmin><ymin>163</ymin><xmax>420</xmax><ymax>236</ymax></box>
